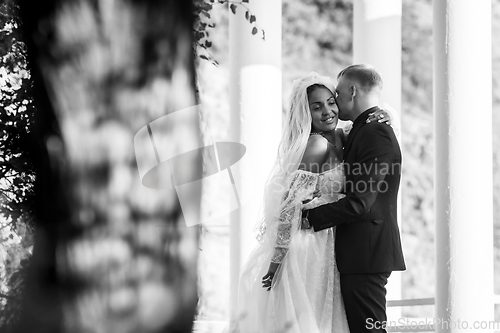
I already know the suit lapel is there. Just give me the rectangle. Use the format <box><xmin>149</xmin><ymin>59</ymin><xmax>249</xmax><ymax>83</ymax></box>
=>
<box><xmin>343</xmin><ymin>107</ymin><xmax>380</xmax><ymax>160</ymax></box>
<box><xmin>343</xmin><ymin>121</ymin><xmax>363</xmax><ymax>159</ymax></box>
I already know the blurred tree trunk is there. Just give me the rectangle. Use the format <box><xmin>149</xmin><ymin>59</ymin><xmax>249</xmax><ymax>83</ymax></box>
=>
<box><xmin>13</xmin><ymin>1</ymin><xmax>200</xmax><ymax>333</ymax></box>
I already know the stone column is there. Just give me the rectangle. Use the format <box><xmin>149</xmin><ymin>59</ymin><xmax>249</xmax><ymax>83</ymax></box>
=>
<box><xmin>353</xmin><ymin>0</ymin><xmax>402</xmax><ymax>110</ymax></box>
<box><xmin>228</xmin><ymin>0</ymin><xmax>282</xmax><ymax>326</ymax></box>
<box><xmin>434</xmin><ymin>0</ymin><xmax>493</xmax><ymax>332</ymax></box>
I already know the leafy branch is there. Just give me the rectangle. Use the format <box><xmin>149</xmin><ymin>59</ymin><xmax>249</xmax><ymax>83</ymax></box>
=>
<box><xmin>227</xmin><ymin>0</ymin><xmax>266</xmax><ymax>40</ymax></box>
<box><xmin>193</xmin><ymin>0</ymin><xmax>266</xmax><ymax>66</ymax></box>
<box><xmin>0</xmin><ymin>292</ymin><xmax>13</xmax><ymax>299</ymax></box>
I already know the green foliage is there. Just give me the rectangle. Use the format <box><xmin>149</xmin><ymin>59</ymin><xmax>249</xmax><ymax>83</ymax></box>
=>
<box><xmin>399</xmin><ymin>0</ymin><xmax>435</xmax><ymax>313</ymax></box>
<box><xmin>0</xmin><ymin>0</ymin><xmax>35</xmax><ymax>327</ymax></box>
<box><xmin>193</xmin><ymin>0</ymin><xmax>218</xmax><ymax>64</ymax></box>
<box><xmin>0</xmin><ymin>258</ymin><xmax>28</xmax><ymax>331</ymax></box>
<box><xmin>282</xmin><ymin>0</ymin><xmax>352</xmax><ymax>94</ymax></box>
<box><xmin>0</xmin><ymin>0</ymin><xmax>35</xmax><ymax>233</ymax></box>
<box><xmin>193</xmin><ymin>0</ymin><xmax>265</xmax><ymax>66</ymax></box>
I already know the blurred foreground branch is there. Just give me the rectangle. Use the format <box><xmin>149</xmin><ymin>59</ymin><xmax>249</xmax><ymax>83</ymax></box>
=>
<box><xmin>9</xmin><ymin>1</ymin><xmax>201</xmax><ymax>332</ymax></box>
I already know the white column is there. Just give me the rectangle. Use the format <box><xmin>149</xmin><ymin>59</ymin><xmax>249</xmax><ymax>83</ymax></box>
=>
<box><xmin>228</xmin><ymin>0</ymin><xmax>282</xmax><ymax>326</ymax></box>
<box><xmin>353</xmin><ymin>0</ymin><xmax>401</xmax><ymax>110</ymax></box>
<box><xmin>353</xmin><ymin>0</ymin><xmax>403</xmax><ymax>321</ymax></box>
<box><xmin>434</xmin><ymin>1</ymin><xmax>493</xmax><ymax>332</ymax></box>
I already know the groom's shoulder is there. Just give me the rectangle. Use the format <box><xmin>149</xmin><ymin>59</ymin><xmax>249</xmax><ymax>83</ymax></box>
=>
<box><xmin>358</xmin><ymin>122</ymin><xmax>398</xmax><ymax>148</ymax></box>
<box><xmin>362</xmin><ymin>121</ymin><xmax>396</xmax><ymax>137</ymax></box>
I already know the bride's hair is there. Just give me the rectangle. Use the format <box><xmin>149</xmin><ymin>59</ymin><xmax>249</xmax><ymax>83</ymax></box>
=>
<box><xmin>256</xmin><ymin>72</ymin><xmax>335</xmax><ymax>242</ymax></box>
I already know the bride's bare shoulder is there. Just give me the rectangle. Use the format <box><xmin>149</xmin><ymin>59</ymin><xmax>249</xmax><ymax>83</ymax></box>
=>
<box><xmin>299</xmin><ymin>135</ymin><xmax>329</xmax><ymax>173</ymax></box>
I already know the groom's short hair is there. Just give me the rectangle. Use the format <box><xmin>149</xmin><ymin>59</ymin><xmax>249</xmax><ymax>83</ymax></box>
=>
<box><xmin>337</xmin><ymin>64</ymin><xmax>383</xmax><ymax>93</ymax></box>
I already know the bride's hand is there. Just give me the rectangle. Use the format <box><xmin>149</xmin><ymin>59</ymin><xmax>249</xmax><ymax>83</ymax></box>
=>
<box><xmin>262</xmin><ymin>262</ymin><xmax>279</xmax><ymax>291</ymax></box>
<box><xmin>366</xmin><ymin>108</ymin><xmax>392</xmax><ymax>125</ymax></box>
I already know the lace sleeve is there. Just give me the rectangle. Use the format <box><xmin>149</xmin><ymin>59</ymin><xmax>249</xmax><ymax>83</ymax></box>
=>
<box><xmin>271</xmin><ymin>171</ymin><xmax>318</xmax><ymax>264</ymax></box>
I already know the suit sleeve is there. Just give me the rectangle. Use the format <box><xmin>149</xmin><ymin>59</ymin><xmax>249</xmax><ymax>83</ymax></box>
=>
<box><xmin>308</xmin><ymin>123</ymin><xmax>395</xmax><ymax>231</ymax></box>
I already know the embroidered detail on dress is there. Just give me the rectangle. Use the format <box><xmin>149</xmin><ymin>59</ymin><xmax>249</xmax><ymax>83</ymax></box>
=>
<box><xmin>270</xmin><ymin>167</ymin><xmax>345</xmax><ymax>263</ymax></box>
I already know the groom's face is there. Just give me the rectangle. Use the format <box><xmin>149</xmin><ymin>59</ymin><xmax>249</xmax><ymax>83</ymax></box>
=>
<box><xmin>334</xmin><ymin>77</ymin><xmax>352</xmax><ymax>121</ymax></box>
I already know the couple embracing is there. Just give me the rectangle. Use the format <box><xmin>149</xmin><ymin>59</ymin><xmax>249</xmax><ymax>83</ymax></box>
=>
<box><xmin>237</xmin><ymin>64</ymin><xmax>406</xmax><ymax>333</ymax></box>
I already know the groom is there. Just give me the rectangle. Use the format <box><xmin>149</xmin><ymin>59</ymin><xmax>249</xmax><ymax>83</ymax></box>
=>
<box><xmin>307</xmin><ymin>64</ymin><xmax>406</xmax><ymax>333</ymax></box>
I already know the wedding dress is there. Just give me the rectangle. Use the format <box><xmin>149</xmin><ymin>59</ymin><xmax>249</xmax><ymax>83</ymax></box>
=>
<box><xmin>236</xmin><ymin>163</ymin><xmax>350</xmax><ymax>333</ymax></box>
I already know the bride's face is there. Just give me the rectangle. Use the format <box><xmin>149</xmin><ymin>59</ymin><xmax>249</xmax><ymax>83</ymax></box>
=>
<box><xmin>308</xmin><ymin>86</ymin><xmax>339</xmax><ymax>133</ymax></box>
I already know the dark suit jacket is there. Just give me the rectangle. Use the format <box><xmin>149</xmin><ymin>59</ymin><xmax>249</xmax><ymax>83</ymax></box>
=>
<box><xmin>308</xmin><ymin>107</ymin><xmax>406</xmax><ymax>274</ymax></box>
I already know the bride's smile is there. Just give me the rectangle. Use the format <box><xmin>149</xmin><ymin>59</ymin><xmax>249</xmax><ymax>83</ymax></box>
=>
<box><xmin>308</xmin><ymin>86</ymin><xmax>339</xmax><ymax>133</ymax></box>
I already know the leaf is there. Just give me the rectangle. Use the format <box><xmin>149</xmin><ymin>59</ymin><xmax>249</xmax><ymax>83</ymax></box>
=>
<box><xmin>245</xmin><ymin>11</ymin><xmax>249</xmax><ymax>20</ymax></box>
<box><xmin>250</xmin><ymin>15</ymin><xmax>256</xmax><ymax>23</ymax></box>
<box><xmin>205</xmin><ymin>40</ymin><xmax>212</xmax><ymax>48</ymax></box>
<box><xmin>252</xmin><ymin>27</ymin><xmax>258</xmax><ymax>35</ymax></box>
<box><xmin>200</xmin><ymin>2</ymin><xmax>212</xmax><ymax>11</ymax></box>
<box><xmin>195</xmin><ymin>31</ymin><xmax>205</xmax><ymax>41</ymax></box>
<box><xmin>230</xmin><ymin>4</ymin><xmax>237</xmax><ymax>14</ymax></box>
<box><xmin>202</xmin><ymin>11</ymin><xmax>211</xmax><ymax>19</ymax></box>
<box><xmin>200</xmin><ymin>55</ymin><xmax>209</xmax><ymax>61</ymax></box>
<box><xmin>242</xmin><ymin>0</ymin><xmax>249</xmax><ymax>2</ymax></box>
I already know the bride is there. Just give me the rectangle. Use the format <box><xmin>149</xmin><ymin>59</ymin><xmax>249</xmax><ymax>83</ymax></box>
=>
<box><xmin>236</xmin><ymin>72</ymin><xmax>392</xmax><ymax>333</ymax></box>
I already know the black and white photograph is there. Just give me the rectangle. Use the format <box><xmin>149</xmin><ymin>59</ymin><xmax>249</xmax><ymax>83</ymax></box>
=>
<box><xmin>0</xmin><ymin>1</ymin><xmax>500</xmax><ymax>333</ymax></box>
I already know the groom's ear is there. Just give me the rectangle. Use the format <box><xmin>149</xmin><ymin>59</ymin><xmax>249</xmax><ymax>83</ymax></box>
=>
<box><xmin>350</xmin><ymin>85</ymin><xmax>356</xmax><ymax>100</ymax></box>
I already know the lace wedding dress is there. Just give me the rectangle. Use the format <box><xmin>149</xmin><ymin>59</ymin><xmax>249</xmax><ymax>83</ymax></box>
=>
<box><xmin>236</xmin><ymin>164</ymin><xmax>350</xmax><ymax>333</ymax></box>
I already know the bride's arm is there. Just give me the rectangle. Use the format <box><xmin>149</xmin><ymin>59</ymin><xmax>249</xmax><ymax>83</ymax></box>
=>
<box><xmin>340</xmin><ymin>105</ymin><xmax>401</xmax><ymax>141</ymax></box>
<box><xmin>262</xmin><ymin>136</ymin><xmax>328</xmax><ymax>290</ymax></box>
<box><xmin>270</xmin><ymin>135</ymin><xmax>328</xmax><ymax>262</ymax></box>
<box><xmin>262</xmin><ymin>171</ymin><xmax>318</xmax><ymax>290</ymax></box>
